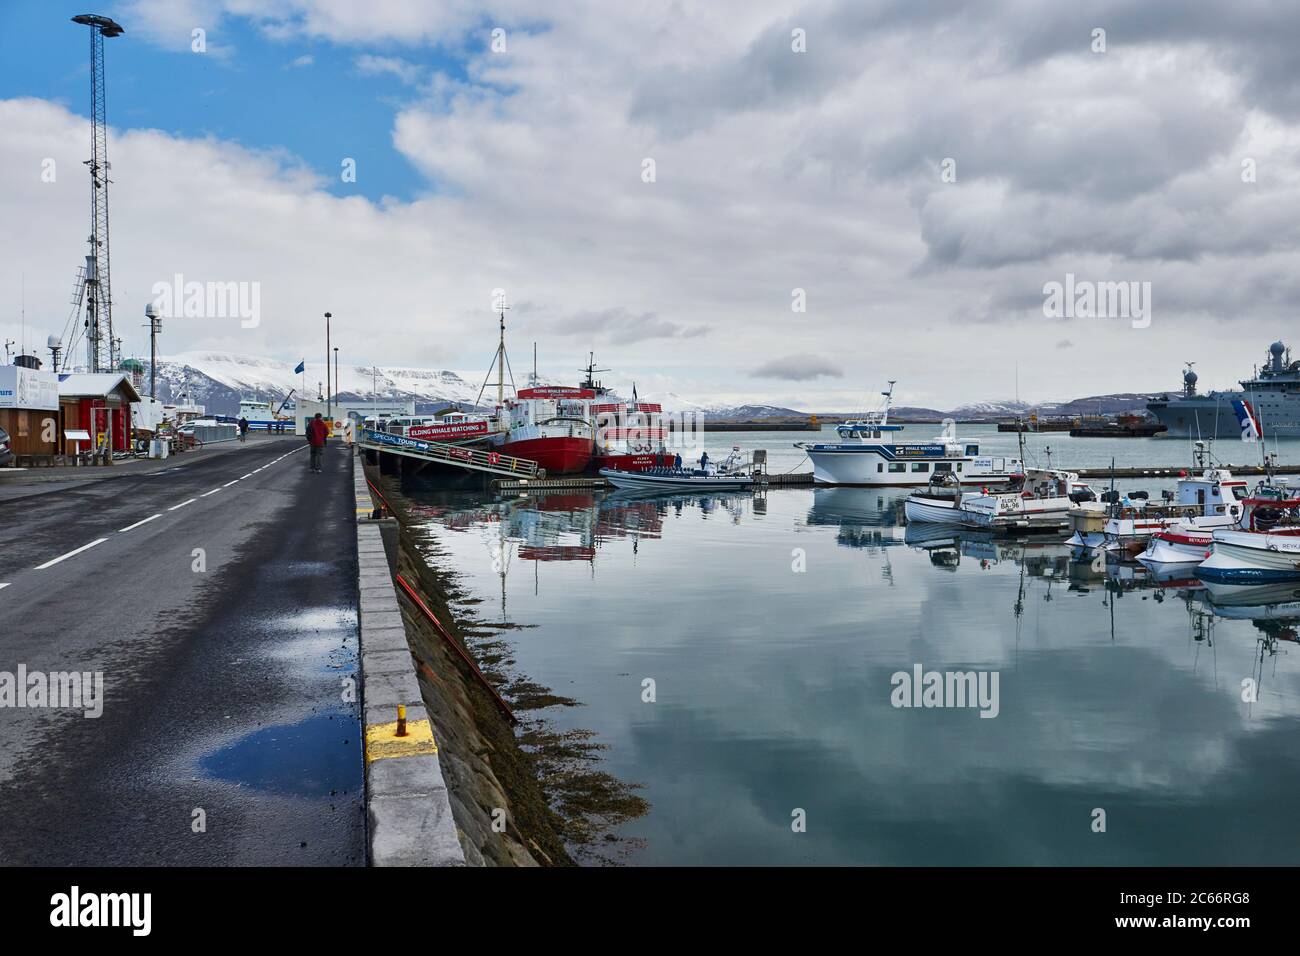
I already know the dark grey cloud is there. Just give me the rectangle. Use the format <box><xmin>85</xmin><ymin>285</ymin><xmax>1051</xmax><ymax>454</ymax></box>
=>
<box><xmin>753</xmin><ymin>354</ymin><xmax>843</xmax><ymax>381</ymax></box>
<box><xmin>534</xmin><ymin>307</ymin><xmax>707</xmax><ymax>344</ymax></box>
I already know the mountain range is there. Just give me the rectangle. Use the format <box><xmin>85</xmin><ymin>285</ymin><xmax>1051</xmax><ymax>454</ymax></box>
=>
<box><xmin>131</xmin><ymin>351</ymin><xmax>1159</xmax><ymax>421</ymax></box>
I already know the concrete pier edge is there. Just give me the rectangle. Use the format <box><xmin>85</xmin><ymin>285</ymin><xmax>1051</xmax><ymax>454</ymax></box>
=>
<box><xmin>353</xmin><ymin>448</ymin><xmax>466</xmax><ymax>866</ymax></box>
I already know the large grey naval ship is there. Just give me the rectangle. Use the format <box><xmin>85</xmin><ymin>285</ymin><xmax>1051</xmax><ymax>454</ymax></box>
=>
<box><xmin>1147</xmin><ymin>340</ymin><xmax>1300</xmax><ymax>438</ymax></box>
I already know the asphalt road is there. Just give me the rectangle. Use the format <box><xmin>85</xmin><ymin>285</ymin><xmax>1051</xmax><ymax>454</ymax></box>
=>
<box><xmin>0</xmin><ymin>435</ymin><xmax>365</xmax><ymax>865</ymax></box>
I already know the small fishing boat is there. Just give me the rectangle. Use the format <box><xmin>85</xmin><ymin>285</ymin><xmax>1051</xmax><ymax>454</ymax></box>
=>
<box><xmin>1197</xmin><ymin>527</ymin><xmax>1300</xmax><ymax>583</ymax></box>
<box><xmin>956</xmin><ymin>468</ymin><xmax>1095</xmax><ymax>531</ymax></box>
<box><xmin>599</xmin><ymin>467</ymin><xmax>755</xmax><ymax>490</ymax></box>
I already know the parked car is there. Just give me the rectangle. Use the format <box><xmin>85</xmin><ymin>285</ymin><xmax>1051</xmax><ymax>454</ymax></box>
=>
<box><xmin>0</xmin><ymin>426</ymin><xmax>13</xmax><ymax>467</ymax></box>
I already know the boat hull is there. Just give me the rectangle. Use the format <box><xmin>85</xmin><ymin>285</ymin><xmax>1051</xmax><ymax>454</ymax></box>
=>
<box><xmin>805</xmin><ymin>449</ymin><xmax>1019</xmax><ymax>486</ymax></box>
<box><xmin>599</xmin><ymin>468</ymin><xmax>754</xmax><ymax>490</ymax></box>
<box><xmin>498</xmin><ymin>436</ymin><xmax>593</xmax><ymax>475</ymax></box>
<box><xmin>1197</xmin><ymin>532</ymin><xmax>1300</xmax><ymax>583</ymax></box>
<box><xmin>1138</xmin><ymin>531</ymin><xmax>1211</xmax><ymax>566</ymax></box>
<box><xmin>592</xmin><ymin>451</ymin><xmax>670</xmax><ymax>473</ymax></box>
<box><xmin>902</xmin><ymin>497</ymin><xmax>963</xmax><ymax>525</ymax></box>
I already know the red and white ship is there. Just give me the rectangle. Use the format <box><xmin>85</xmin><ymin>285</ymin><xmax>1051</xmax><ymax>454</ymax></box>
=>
<box><xmin>480</xmin><ymin>310</ymin><xmax>593</xmax><ymax>475</ymax></box>
<box><xmin>492</xmin><ymin>383</ymin><xmax>595</xmax><ymax>475</ymax></box>
<box><xmin>478</xmin><ymin>311</ymin><xmax>669</xmax><ymax>475</ymax></box>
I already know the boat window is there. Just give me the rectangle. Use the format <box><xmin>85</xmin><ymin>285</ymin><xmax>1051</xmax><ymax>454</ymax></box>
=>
<box><xmin>889</xmin><ymin>463</ymin><xmax>906</xmax><ymax>472</ymax></box>
<box><xmin>1230</xmin><ymin>486</ymin><xmax>1247</xmax><ymax>500</ymax></box>
<box><xmin>956</xmin><ymin>463</ymin><xmax>963</xmax><ymax>472</ymax></box>
<box><xmin>965</xmin><ymin>445</ymin><xmax>979</xmax><ymax>456</ymax></box>
<box><xmin>877</xmin><ymin>463</ymin><xmax>883</xmax><ymax>472</ymax></box>
<box><xmin>912</xmin><ymin>463</ymin><xmax>930</xmax><ymax>473</ymax></box>
<box><xmin>934</xmin><ymin>462</ymin><xmax>952</xmax><ymax>472</ymax></box>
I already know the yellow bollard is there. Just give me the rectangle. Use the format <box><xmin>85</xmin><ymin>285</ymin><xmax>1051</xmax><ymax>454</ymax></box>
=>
<box><xmin>395</xmin><ymin>704</ymin><xmax>408</xmax><ymax>737</ymax></box>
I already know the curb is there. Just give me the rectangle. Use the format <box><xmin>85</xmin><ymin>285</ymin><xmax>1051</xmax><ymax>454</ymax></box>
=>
<box><xmin>353</xmin><ymin>451</ymin><xmax>466</xmax><ymax>866</ymax></box>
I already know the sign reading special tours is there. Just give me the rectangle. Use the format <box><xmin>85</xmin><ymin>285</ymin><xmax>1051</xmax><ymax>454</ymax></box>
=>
<box><xmin>407</xmin><ymin>420</ymin><xmax>490</xmax><ymax>442</ymax></box>
<box><xmin>0</xmin><ymin>365</ymin><xmax>60</xmax><ymax>410</ymax></box>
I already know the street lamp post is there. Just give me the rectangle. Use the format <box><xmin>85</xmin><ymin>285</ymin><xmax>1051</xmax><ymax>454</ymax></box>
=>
<box><xmin>324</xmin><ymin>312</ymin><xmax>332</xmax><ymax>419</ymax></box>
<box><xmin>145</xmin><ymin>302</ymin><xmax>160</xmax><ymax>399</ymax></box>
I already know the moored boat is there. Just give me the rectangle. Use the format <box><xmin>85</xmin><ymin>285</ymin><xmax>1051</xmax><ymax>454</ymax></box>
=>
<box><xmin>798</xmin><ymin>382</ymin><xmax>1024</xmax><ymax>486</ymax></box>
<box><xmin>955</xmin><ymin>468</ymin><xmax>1095</xmax><ymax>531</ymax></box>
<box><xmin>904</xmin><ymin>468</ymin><xmax>1095</xmax><ymax>531</ymax></box>
<box><xmin>599</xmin><ymin>467</ymin><xmax>754</xmax><ymax>490</ymax></box>
<box><xmin>1196</xmin><ymin>528</ymin><xmax>1300</xmax><ymax>583</ymax></box>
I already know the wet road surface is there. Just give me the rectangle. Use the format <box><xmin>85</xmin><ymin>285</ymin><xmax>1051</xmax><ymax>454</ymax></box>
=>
<box><xmin>0</xmin><ymin>436</ymin><xmax>364</xmax><ymax>865</ymax></box>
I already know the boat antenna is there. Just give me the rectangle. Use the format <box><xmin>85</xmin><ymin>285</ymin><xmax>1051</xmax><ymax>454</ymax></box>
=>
<box><xmin>497</xmin><ymin>300</ymin><xmax>508</xmax><ymax>407</ymax></box>
<box><xmin>880</xmin><ymin>380</ymin><xmax>896</xmax><ymax>424</ymax></box>
<box><xmin>580</xmin><ymin>352</ymin><xmax>610</xmax><ymax>391</ymax></box>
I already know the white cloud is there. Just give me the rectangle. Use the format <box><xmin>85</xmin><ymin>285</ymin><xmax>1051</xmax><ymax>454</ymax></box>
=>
<box><xmin>354</xmin><ymin>54</ymin><xmax>421</xmax><ymax>85</ymax></box>
<box><xmin>12</xmin><ymin>2</ymin><xmax>1300</xmax><ymax>410</ymax></box>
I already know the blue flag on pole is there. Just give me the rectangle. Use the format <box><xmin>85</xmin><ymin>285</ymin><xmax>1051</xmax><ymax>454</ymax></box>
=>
<box><xmin>294</xmin><ymin>360</ymin><xmax>305</xmax><ymax>374</ymax></box>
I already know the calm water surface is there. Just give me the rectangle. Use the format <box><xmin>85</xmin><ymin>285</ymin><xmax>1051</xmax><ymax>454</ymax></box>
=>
<box><xmin>404</xmin><ymin>428</ymin><xmax>1300</xmax><ymax>865</ymax></box>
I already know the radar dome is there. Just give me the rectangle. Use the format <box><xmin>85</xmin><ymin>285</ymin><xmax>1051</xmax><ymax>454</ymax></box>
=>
<box><xmin>1183</xmin><ymin>369</ymin><xmax>1198</xmax><ymax>385</ymax></box>
<box><xmin>1272</xmin><ymin>341</ymin><xmax>1286</xmax><ymax>356</ymax></box>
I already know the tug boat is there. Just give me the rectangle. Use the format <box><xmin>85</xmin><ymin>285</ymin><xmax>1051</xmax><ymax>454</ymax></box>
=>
<box><xmin>798</xmin><ymin>382</ymin><xmax>1023</xmax><ymax>486</ymax></box>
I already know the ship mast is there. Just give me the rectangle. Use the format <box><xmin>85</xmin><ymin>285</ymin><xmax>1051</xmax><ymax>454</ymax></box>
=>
<box><xmin>497</xmin><ymin>301</ymin><xmax>508</xmax><ymax>407</ymax></box>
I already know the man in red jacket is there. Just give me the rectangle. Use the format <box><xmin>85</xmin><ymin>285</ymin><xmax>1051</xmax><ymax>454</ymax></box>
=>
<box><xmin>306</xmin><ymin>412</ymin><xmax>329</xmax><ymax>473</ymax></box>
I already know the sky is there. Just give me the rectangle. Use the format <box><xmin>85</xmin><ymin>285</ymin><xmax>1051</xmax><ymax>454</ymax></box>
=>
<box><xmin>3</xmin><ymin>0</ymin><xmax>1300</xmax><ymax>411</ymax></box>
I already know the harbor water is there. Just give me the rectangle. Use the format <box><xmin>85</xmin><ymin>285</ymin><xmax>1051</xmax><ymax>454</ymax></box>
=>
<box><xmin>401</xmin><ymin>428</ymin><xmax>1300</xmax><ymax>865</ymax></box>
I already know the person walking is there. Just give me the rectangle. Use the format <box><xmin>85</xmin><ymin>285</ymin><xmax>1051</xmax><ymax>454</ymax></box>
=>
<box><xmin>238</xmin><ymin>416</ymin><xmax>250</xmax><ymax>442</ymax></box>
<box><xmin>306</xmin><ymin>412</ymin><xmax>328</xmax><ymax>473</ymax></box>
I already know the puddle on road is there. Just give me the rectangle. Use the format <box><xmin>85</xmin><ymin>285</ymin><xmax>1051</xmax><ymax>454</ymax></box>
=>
<box><xmin>198</xmin><ymin>709</ymin><xmax>360</xmax><ymax>797</ymax></box>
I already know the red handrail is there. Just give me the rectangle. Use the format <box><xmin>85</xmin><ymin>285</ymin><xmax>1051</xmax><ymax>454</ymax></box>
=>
<box><xmin>393</xmin><ymin>573</ymin><xmax>518</xmax><ymax>725</ymax></box>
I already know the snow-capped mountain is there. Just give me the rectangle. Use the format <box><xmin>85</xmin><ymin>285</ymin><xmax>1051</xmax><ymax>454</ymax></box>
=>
<box><xmin>133</xmin><ymin>350</ymin><xmax>1157</xmax><ymax>421</ymax></box>
<box><xmin>146</xmin><ymin>351</ymin><xmax>491</xmax><ymax>414</ymax></box>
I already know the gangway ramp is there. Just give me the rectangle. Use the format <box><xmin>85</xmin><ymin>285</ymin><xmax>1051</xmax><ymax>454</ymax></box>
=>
<box><xmin>358</xmin><ymin>428</ymin><xmax>540</xmax><ymax>479</ymax></box>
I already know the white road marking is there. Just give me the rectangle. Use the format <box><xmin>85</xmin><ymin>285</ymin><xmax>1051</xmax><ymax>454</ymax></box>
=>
<box><xmin>119</xmin><ymin>514</ymin><xmax>162</xmax><ymax>533</ymax></box>
<box><xmin>200</xmin><ymin>488</ymin><xmax>222</xmax><ymax>497</ymax></box>
<box><xmin>223</xmin><ymin>479</ymin><xmax>240</xmax><ymax>487</ymax></box>
<box><xmin>35</xmin><ymin>538</ymin><xmax>108</xmax><ymax>570</ymax></box>
<box><xmin>168</xmin><ymin>498</ymin><xmax>197</xmax><ymax>511</ymax></box>
<box><xmin>0</xmin><ymin>583</ymin><xmax>9</xmax><ymax>591</ymax></box>
<box><xmin>239</xmin><ymin>474</ymin><xmax>253</xmax><ymax>480</ymax></box>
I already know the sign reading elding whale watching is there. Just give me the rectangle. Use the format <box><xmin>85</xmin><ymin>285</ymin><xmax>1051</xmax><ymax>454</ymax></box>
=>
<box><xmin>407</xmin><ymin>420</ymin><xmax>490</xmax><ymax>442</ymax></box>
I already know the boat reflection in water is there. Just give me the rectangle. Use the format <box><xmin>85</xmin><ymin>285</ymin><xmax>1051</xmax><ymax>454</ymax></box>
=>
<box><xmin>395</xmin><ymin>479</ymin><xmax>1300</xmax><ymax>865</ymax></box>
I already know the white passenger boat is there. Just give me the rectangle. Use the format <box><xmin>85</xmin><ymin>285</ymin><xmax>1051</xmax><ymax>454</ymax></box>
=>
<box><xmin>797</xmin><ymin>382</ymin><xmax>1023</xmax><ymax>486</ymax></box>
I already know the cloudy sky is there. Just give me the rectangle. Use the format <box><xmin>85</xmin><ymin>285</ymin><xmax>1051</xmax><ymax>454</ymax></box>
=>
<box><xmin>3</xmin><ymin>0</ymin><xmax>1300</xmax><ymax>411</ymax></box>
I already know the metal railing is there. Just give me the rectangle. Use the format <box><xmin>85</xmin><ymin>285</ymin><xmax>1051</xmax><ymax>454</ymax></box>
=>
<box><xmin>358</xmin><ymin>428</ymin><xmax>539</xmax><ymax>478</ymax></box>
